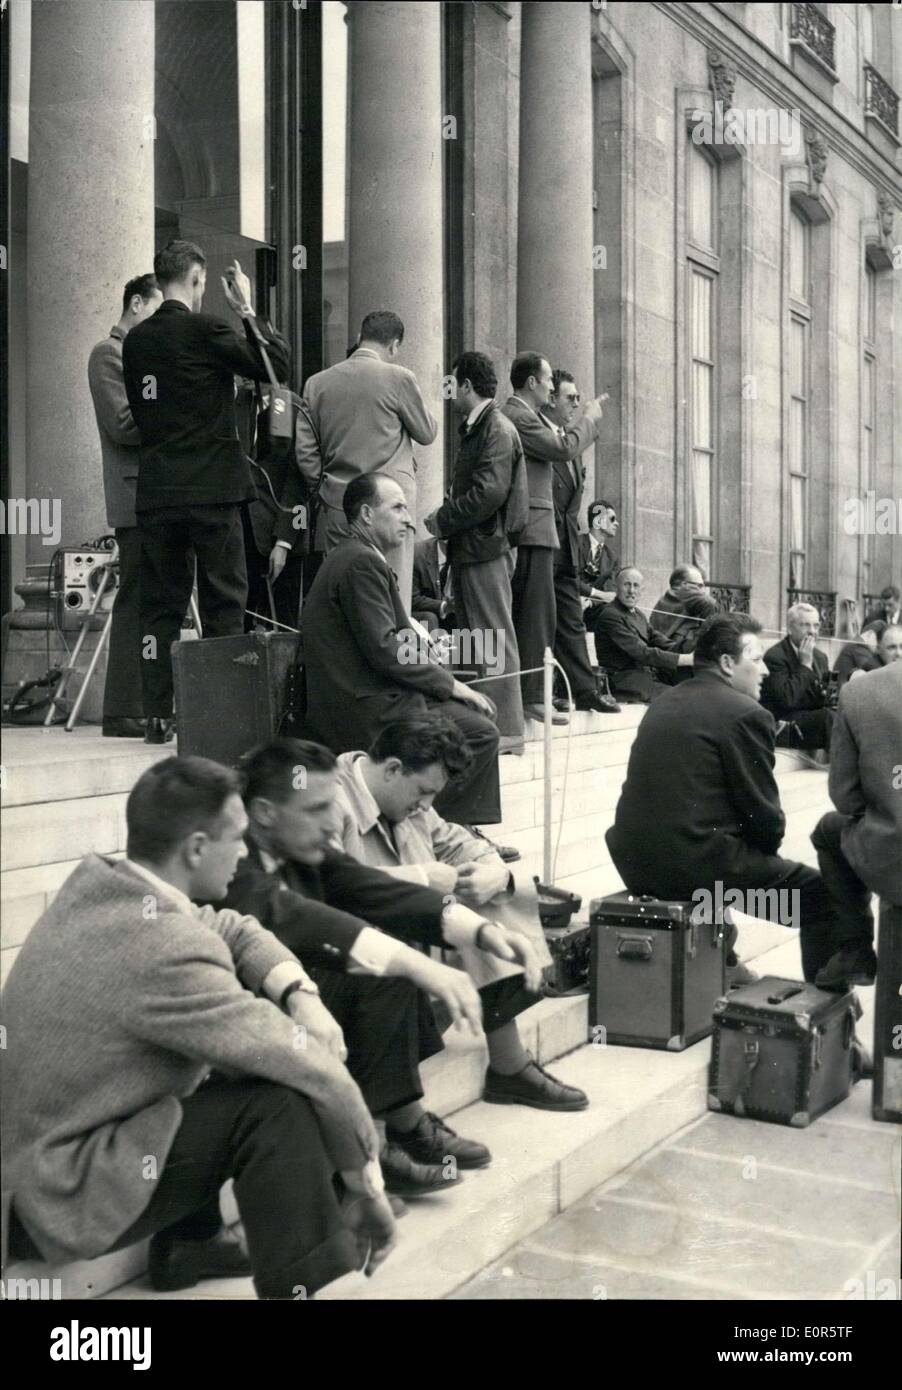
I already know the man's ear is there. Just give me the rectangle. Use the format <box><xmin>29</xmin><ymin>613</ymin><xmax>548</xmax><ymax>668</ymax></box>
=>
<box><xmin>247</xmin><ymin>795</ymin><xmax>275</xmax><ymax>828</ymax></box>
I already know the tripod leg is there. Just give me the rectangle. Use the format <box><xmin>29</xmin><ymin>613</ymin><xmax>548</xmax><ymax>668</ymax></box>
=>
<box><xmin>65</xmin><ymin>608</ymin><xmax>113</xmax><ymax>731</ymax></box>
<box><xmin>189</xmin><ymin>590</ymin><xmax>203</xmax><ymax>635</ymax></box>
<box><xmin>44</xmin><ymin>568</ymin><xmax>113</xmax><ymax>727</ymax></box>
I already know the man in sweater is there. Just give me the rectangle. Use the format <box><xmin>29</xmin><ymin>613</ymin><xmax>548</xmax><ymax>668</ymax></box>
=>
<box><xmin>88</xmin><ymin>272</ymin><xmax>162</xmax><ymax>738</ymax></box>
<box><xmin>122</xmin><ymin>241</ymin><xmax>289</xmax><ymax>743</ymax></box>
<box><xmin>1</xmin><ymin>757</ymin><xmax>394</xmax><ymax>1298</ymax></box>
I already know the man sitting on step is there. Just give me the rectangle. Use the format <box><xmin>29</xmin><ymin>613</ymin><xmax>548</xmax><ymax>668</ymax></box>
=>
<box><xmin>224</xmin><ymin>737</ymin><xmax>546</xmax><ymax>1185</ymax></box>
<box><xmin>330</xmin><ymin>716</ymin><xmax>589</xmax><ymax>1113</ymax></box>
<box><xmin>1</xmin><ymin>756</ymin><xmax>395</xmax><ymax>1299</ymax></box>
<box><xmin>606</xmin><ymin>613</ymin><xmax>845</xmax><ymax>991</ymax></box>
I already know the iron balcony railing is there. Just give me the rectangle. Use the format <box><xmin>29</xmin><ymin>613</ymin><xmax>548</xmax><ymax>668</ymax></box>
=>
<box><xmin>864</xmin><ymin>62</ymin><xmax>900</xmax><ymax>139</ymax></box>
<box><xmin>790</xmin><ymin>3</ymin><xmax>836</xmax><ymax>75</ymax></box>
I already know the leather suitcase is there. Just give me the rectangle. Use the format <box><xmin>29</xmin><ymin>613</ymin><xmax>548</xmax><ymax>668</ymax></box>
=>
<box><xmin>543</xmin><ymin>920</ymin><xmax>591</xmax><ymax>993</ymax></box>
<box><xmin>172</xmin><ymin>631</ymin><xmax>299</xmax><ymax>767</ymax></box>
<box><xmin>589</xmin><ymin>891</ymin><xmax>725</xmax><ymax>1050</ymax></box>
<box><xmin>873</xmin><ymin>901</ymin><xmax>902</xmax><ymax>1124</ymax></box>
<box><xmin>708</xmin><ymin>976</ymin><xmax>861</xmax><ymax>1127</ymax></box>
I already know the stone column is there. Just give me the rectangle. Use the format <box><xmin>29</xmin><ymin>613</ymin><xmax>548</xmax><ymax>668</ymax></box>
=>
<box><xmin>346</xmin><ymin>0</ymin><xmax>444</xmax><ymax>607</ymax></box>
<box><xmin>25</xmin><ymin>0</ymin><xmax>155</xmax><ymax>565</ymax></box>
<box><xmin>517</xmin><ymin>2</ymin><xmax>597</xmax><ymax>497</ymax></box>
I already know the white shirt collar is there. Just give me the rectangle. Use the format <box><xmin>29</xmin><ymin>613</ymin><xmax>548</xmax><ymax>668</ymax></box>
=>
<box><xmin>124</xmin><ymin>859</ymin><xmax>197</xmax><ymax>917</ymax></box>
<box><xmin>466</xmin><ymin>399</ymin><xmax>493</xmax><ymax>429</ymax></box>
<box><xmin>257</xmin><ymin>847</ymin><xmax>283</xmax><ymax>875</ymax></box>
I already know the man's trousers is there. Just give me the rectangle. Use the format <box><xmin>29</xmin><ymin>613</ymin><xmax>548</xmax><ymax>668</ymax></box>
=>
<box><xmin>774</xmin><ymin>707</ymin><xmax>834</xmax><ymax>752</ymax></box>
<box><xmin>312</xmin><ymin>970</ymin><xmax>444</xmax><ymax>1116</ymax></box>
<box><xmin>138</xmin><ymin>501</ymin><xmax>248</xmax><ymax>718</ymax></box>
<box><xmin>511</xmin><ymin>545</ymin><xmax>556</xmax><ymax>706</ymax></box>
<box><xmin>552</xmin><ymin>562</ymin><xmax>597</xmax><ymax>703</ymax></box>
<box><xmin>421</xmin><ymin>696</ymin><xmax>501</xmax><ymax>825</ymax></box>
<box><xmin>810</xmin><ymin>811</ymin><xmax>875</xmax><ymax>956</ymax></box>
<box><xmin>453</xmin><ymin>552</ymin><xmax>524</xmax><ymax>741</ymax></box>
<box><xmin>108</xmin><ymin>1077</ymin><xmax>360</xmax><ymax>1299</ymax></box>
<box><xmin>102</xmin><ymin>526</ymin><xmax>144</xmax><ymax>719</ymax></box>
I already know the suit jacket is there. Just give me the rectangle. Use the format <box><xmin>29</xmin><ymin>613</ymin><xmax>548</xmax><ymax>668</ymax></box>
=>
<box><xmin>649</xmin><ymin>589</ymin><xmax>718</xmax><ymax>653</ymax></box>
<box><xmin>223</xmin><ymin>839</ymin><xmax>452</xmax><ymax>966</ymax></box>
<box><xmin>433</xmin><ymin>402</ymin><xmax>521</xmax><ymax>565</ymax></box>
<box><xmin>87</xmin><ymin>327</ymin><xmax>141</xmax><ymax>530</ymax></box>
<box><xmin>761</xmin><ymin>635</ymin><xmax>829</xmax><ymax>719</ymax></box>
<box><xmin>829</xmin><ymin>661</ymin><xmax>902</xmax><ymax>904</ymax></box>
<box><xmin>412</xmin><ymin>538</ymin><xmax>445</xmax><ymax>618</ymax></box>
<box><xmin>606</xmin><ymin>668</ymin><xmax>785</xmax><ymax>897</ymax></box>
<box><xmin>500</xmin><ymin>396</ymin><xmax>600</xmax><ymax>549</ymax></box>
<box><xmin>832</xmin><ymin>641</ymin><xmax>882</xmax><ymax>690</ymax></box>
<box><xmin>577</xmin><ymin>533</ymin><xmax>617</xmax><ymax>597</ymax></box>
<box><xmin>301</xmin><ymin>536</ymin><xmax>455</xmax><ymax>752</ymax></box>
<box><xmin>294</xmin><ymin>348</ymin><xmax>437</xmax><ymax>514</ymax></box>
<box><xmin>122</xmin><ymin>301</ymin><xmax>289</xmax><ymax>513</ymax></box>
<box><xmin>864</xmin><ymin>603</ymin><xmax>901</xmax><ymax>629</ymax></box>
<box><xmin>594</xmin><ymin>598</ymin><xmax>680</xmax><ymax>695</ymax></box>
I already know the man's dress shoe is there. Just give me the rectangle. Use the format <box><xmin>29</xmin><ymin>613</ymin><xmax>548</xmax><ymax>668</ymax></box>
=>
<box><xmin>386</xmin><ymin>1111</ymin><xmax>491</xmax><ymax>1170</ymax></box>
<box><xmin>484</xmin><ymin>1054</ymin><xmax>589</xmax><ymax>1111</ymax></box>
<box><xmin>148</xmin><ymin>1226</ymin><xmax>251</xmax><ymax>1292</ymax></box>
<box><xmin>102</xmin><ymin>716</ymin><xmax>146</xmax><ymax>738</ymax></box>
<box><xmin>144</xmin><ymin>717</ymin><xmax>175</xmax><ymax>745</ymax></box>
<box><xmin>525</xmin><ymin>703</ymin><xmax>569</xmax><ymax>725</ymax></box>
<box><xmin>466</xmin><ymin>825</ymin><xmax>521</xmax><ymax>864</ymax></box>
<box><xmin>815</xmin><ymin>946</ymin><xmax>877</xmax><ymax>991</ymax></box>
<box><xmin>574</xmin><ymin>693</ymin><xmax>622</xmax><ymax>714</ymax></box>
<box><xmin>379</xmin><ymin>1141</ymin><xmax>462</xmax><ymax>1196</ymax></box>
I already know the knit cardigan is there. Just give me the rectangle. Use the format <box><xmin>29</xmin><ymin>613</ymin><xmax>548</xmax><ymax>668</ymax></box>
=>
<box><xmin>0</xmin><ymin>854</ymin><xmax>374</xmax><ymax>1264</ymax></box>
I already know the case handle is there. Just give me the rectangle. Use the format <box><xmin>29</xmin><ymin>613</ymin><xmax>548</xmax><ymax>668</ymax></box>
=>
<box><xmin>616</xmin><ymin>933</ymin><xmax>653</xmax><ymax>961</ymax></box>
<box><xmin>766</xmin><ymin>984</ymin><xmax>803</xmax><ymax>1005</ymax></box>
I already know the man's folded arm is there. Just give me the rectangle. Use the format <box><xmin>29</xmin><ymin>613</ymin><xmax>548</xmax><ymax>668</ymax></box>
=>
<box><xmin>607</xmin><ymin>613</ymin><xmax>680</xmax><ymax>672</ymax></box>
<box><xmin>336</xmin><ymin>557</ymin><xmax>456</xmax><ymax>698</ymax></box>
<box><xmin>222</xmin><ymin>863</ymin><xmax>368</xmax><ymax>968</ymax></box>
<box><xmin>721</xmin><ymin>709</ymin><xmax>785</xmax><ymax>854</ymax></box>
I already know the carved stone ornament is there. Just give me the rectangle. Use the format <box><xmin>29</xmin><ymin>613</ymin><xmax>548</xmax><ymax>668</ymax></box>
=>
<box><xmin>877</xmin><ymin>189</ymin><xmax>895</xmax><ymax>242</ymax></box>
<box><xmin>805</xmin><ymin>129</ymin><xmax>828</xmax><ymax>188</ymax></box>
<box><xmin>708</xmin><ymin>48</ymin><xmax>737</xmax><ymax>110</ymax></box>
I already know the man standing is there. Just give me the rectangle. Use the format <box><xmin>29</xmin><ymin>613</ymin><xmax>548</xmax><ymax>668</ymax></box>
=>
<box><xmin>547</xmin><ymin>370</ymin><xmax>618</xmax><ymax>714</ymax></box>
<box><xmin>502</xmin><ymin>353</ymin><xmax>604</xmax><ymax>724</ymax></box>
<box><xmin>760</xmin><ymin>602</ymin><xmax>833</xmax><ymax>757</ymax></box>
<box><xmin>123</xmin><ymin>241</ymin><xmax>289</xmax><ymax>743</ymax></box>
<box><xmin>292</xmin><ymin>310</ymin><xmax>437</xmax><ymax>609</ymax></box>
<box><xmin>594</xmin><ymin>567</ymin><xmax>693</xmax><ymax>702</ymax></box>
<box><xmin>88</xmin><ymin>273</ymin><xmax>162</xmax><ymax>738</ymax></box>
<box><xmin>301</xmin><ymin>474</ymin><xmax>501</xmax><ymax>827</ymax></box>
<box><xmin>426</xmin><ymin>351</ymin><xmax>526</xmax><ymax>752</ymax></box>
<box><xmin>606</xmin><ymin>614</ymin><xmax>840</xmax><ymax>986</ymax></box>
<box><xmin>810</xmin><ymin>660</ymin><xmax>902</xmax><ymax>989</ymax></box>
<box><xmin>864</xmin><ymin>584</ymin><xmax>901</xmax><ymax>629</ymax></box>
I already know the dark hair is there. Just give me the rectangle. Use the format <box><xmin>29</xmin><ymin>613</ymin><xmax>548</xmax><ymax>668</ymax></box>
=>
<box><xmin>510</xmin><ymin>352</ymin><xmax>548</xmax><ymax>391</ymax></box>
<box><xmin>879</xmin><ymin>585</ymin><xmax>901</xmax><ymax>603</ymax></box>
<box><xmin>126</xmin><ymin>756</ymin><xmax>240</xmax><ymax>864</ymax></box>
<box><xmin>359</xmin><ymin>310</ymin><xmax>404</xmax><ymax>346</ymax></box>
<box><xmin>153</xmin><ymin>239</ymin><xmax>206</xmax><ymax>286</ymax></box>
<box><xmin>588</xmin><ymin>499</ymin><xmax>614</xmax><ymax>529</ymax></box>
<box><xmin>693</xmin><ymin>613</ymin><xmax>762</xmax><ymax>667</ymax></box>
<box><xmin>122</xmin><ymin>273</ymin><xmax>158</xmax><ymax>313</ymax></box>
<box><xmin>669</xmin><ymin>564</ymin><xmax>701</xmax><ymax>588</ymax></box>
<box><xmin>368</xmin><ymin>717</ymin><xmax>473</xmax><ymax>782</ymax></box>
<box><xmin>240</xmin><ymin>738</ymin><xmax>337</xmax><ymax>806</ymax></box>
<box><xmin>862</xmin><ymin>619</ymin><xmax>887</xmax><ymax>639</ymax></box>
<box><xmin>552</xmin><ymin>368</ymin><xmax>575</xmax><ymax>393</ymax></box>
<box><xmin>454</xmin><ymin>351</ymin><xmax>497</xmax><ymax>400</ymax></box>
<box><xmin>343</xmin><ymin>471</ymin><xmax>386</xmax><ymax>524</ymax></box>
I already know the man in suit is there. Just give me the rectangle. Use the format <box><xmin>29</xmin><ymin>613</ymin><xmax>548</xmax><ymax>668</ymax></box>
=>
<box><xmin>547</xmin><ymin>371</ymin><xmax>619</xmax><ymax>714</ymax></box>
<box><xmin>832</xmin><ymin>620</ymin><xmax>885</xmax><ymax>690</ymax></box>
<box><xmin>411</xmin><ymin>537</ymin><xmax>455</xmax><ymax>632</ymax></box>
<box><xmin>760</xmin><ymin>602</ymin><xmax>833</xmax><ymax>756</ymax></box>
<box><xmin>501</xmin><ymin>353</ymin><xmax>604</xmax><ymax>723</ymax></box>
<box><xmin>224</xmin><ymin>738</ymin><xmax>515</xmax><ymax>1194</ymax></box>
<box><xmin>88</xmin><ymin>273</ymin><xmax>162</xmax><ymax>738</ymax></box>
<box><xmin>650</xmin><ymin>564</ymin><xmax>718</xmax><ymax>683</ymax></box>
<box><xmin>810</xmin><ymin>661</ymin><xmax>902</xmax><ymax>989</ymax></box>
<box><xmin>594</xmin><ymin>568</ymin><xmax>693</xmax><ymax>702</ymax></box>
<box><xmin>425</xmin><ymin>351</ymin><xmax>525</xmax><ymax>750</ymax></box>
<box><xmin>579</xmin><ymin>499</ymin><xmax>619</xmax><ymax>638</ymax></box>
<box><xmin>864</xmin><ymin>584</ymin><xmax>901</xmax><ymax>630</ymax></box>
<box><xmin>301</xmin><ymin>473</ymin><xmax>502</xmax><ymax>827</ymax></box>
<box><xmin>330</xmin><ymin>718</ymin><xmax>587</xmax><ymax>1113</ymax></box>
<box><xmin>292</xmin><ymin>310</ymin><xmax>437</xmax><ymax>609</ymax></box>
<box><xmin>2</xmin><ymin>755</ymin><xmax>395</xmax><ymax>1298</ymax></box>
<box><xmin>123</xmin><ymin>241</ymin><xmax>289</xmax><ymax>743</ymax></box>
<box><xmin>606</xmin><ymin>614</ymin><xmax>842</xmax><ymax>985</ymax></box>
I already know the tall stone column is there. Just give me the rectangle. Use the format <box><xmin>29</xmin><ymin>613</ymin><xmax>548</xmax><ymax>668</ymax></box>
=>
<box><xmin>517</xmin><ymin>2</ymin><xmax>597</xmax><ymax>497</ymax></box>
<box><xmin>26</xmin><ymin>0</ymin><xmax>155</xmax><ymax>565</ymax></box>
<box><xmin>346</xmin><ymin>0</ymin><xmax>444</xmax><ymax>607</ymax></box>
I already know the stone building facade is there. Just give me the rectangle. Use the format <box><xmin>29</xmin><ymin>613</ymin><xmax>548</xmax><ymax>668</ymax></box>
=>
<box><xmin>2</xmin><ymin>1</ymin><xmax>900</xmax><ymax>641</ymax></box>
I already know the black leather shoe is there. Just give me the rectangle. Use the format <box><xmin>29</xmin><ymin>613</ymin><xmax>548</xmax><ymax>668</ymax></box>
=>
<box><xmin>815</xmin><ymin>946</ymin><xmax>877</xmax><ymax>991</ymax></box>
<box><xmin>574</xmin><ymin>693</ymin><xmax>622</xmax><ymax>714</ymax></box>
<box><xmin>148</xmin><ymin>1226</ymin><xmax>250</xmax><ymax>1292</ymax></box>
<box><xmin>386</xmin><ymin>1111</ymin><xmax>491</xmax><ymax>1170</ymax></box>
<box><xmin>102</xmin><ymin>716</ymin><xmax>145</xmax><ymax>738</ymax></box>
<box><xmin>484</xmin><ymin>1054</ymin><xmax>589</xmax><ymax>1111</ymax></box>
<box><xmin>379</xmin><ymin>1141</ymin><xmax>462</xmax><ymax>1195</ymax></box>
<box><xmin>145</xmin><ymin>717</ymin><xmax>175</xmax><ymax>745</ymax></box>
<box><xmin>465</xmin><ymin>825</ymin><xmax>521</xmax><ymax>864</ymax></box>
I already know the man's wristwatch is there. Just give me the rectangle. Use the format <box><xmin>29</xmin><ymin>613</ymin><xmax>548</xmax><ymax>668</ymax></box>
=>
<box><xmin>280</xmin><ymin>977</ymin><xmax>320</xmax><ymax>1009</ymax></box>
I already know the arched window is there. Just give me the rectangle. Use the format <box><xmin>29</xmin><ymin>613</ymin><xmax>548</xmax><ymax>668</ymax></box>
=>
<box><xmin>686</xmin><ymin>142</ymin><xmax>719</xmax><ymax>578</ymax></box>
<box><xmin>788</xmin><ymin>205</ymin><xmax>811</xmax><ymax>590</ymax></box>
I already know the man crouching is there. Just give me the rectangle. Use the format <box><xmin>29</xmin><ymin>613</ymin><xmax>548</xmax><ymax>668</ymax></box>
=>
<box><xmin>0</xmin><ymin>757</ymin><xmax>394</xmax><ymax>1298</ymax></box>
